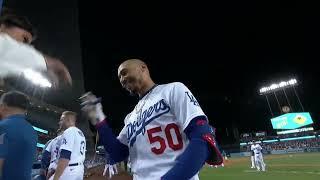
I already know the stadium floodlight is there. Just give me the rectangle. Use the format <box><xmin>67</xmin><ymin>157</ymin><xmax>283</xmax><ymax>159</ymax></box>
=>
<box><xmin>23</xmin><ymin>69</ymin><xmax>52</xmax><ymax>88</ymax></box>
<box><xmin>259</xmin><ymin>78</ymin><xmax>297</xmax><ymax>94</ymax></box>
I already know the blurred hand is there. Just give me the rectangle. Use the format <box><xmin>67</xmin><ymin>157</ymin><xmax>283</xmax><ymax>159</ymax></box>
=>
<box><xmin>44</xmin><ymin>55</ymin><xmax>72</xmax><ymax>88</ymax></box>
<box><xmin>80</xmin><ymin>92</ymin><xmax>105</xmax><ymax>125</ymax></box>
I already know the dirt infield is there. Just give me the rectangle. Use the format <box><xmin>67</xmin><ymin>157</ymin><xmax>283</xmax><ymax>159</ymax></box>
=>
<box><xmin>84</xmin><ymin>165</ymin><xmax>132</xmax><ymax>180</ymax></box>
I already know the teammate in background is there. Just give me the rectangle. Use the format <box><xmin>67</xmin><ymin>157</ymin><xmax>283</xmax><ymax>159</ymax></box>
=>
<box><xmin>250</xmin><ymin>140</ymin><xmax>266</xmax><ymax>171</ymax></box>
<box><xmin>38</xmin><ymin>139</ymin><xmax>53</xmax><ymax>180</ymax></box>
<box><xmin>222</xmin><ymin>150</ymin><xmax>228</xmax><ymax>160</ymax></box>
<box><xmin>0</xmin><ymin>9</ymin><xmax>72</xmax><ymax>87</ymax></box>
<box><xmin>250</xmin><ymin>143</ymin><xmax>255</xmax><ymax>169</ymax></box>
<box><xmin>0</xmin><ymin>91</ymin><xmax>37</xmax><ymax>180</ymax></box>
<box><xmin>80</xmin><ymin>59</ymin><xmax>223</xmax><ymax>180</ymax></box>
<box><xmin>40</xmin><ymin>128</ymin><xmax>65</xmax><ymax>179</ymax></box>
<box><xmin>50</xmin><ymin>111</ymin><xmax>86</xmax><ymax>180</ymax></box>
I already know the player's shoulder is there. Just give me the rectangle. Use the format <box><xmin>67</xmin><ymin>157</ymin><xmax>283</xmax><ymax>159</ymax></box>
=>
<box><xmin>63</xmin><ymin>126</ymin><xmax>78</xmax><ymax>134</ymax></box>
<box><xmin>158</xmin><ymin>82</ymin><xmax>188</xmax><ymax>91</ymax></box>
<box><xmin>161</xmin><ymin>82</ymin><xmax>186</xmax><ymax>87</ymax></box>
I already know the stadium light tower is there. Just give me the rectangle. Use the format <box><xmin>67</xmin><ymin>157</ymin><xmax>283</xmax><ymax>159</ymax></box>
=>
<box><xmin>259</xmin><ymin>78</ymin><xmax>304</xmax><ymax>116</ymax></box>
<box><xmin>23</xmin><ymin>69</ymin><xmax>52</xmax><ymax>88</ymax></box>
<box><xmin>259</xmin><ymin>79</ymin><xmax>297</xmax><ymax>94</ymax></box>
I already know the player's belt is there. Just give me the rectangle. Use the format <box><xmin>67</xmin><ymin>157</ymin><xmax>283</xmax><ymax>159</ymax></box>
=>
<box><xmin>69</xmin><ymin>162</ymin><xmax>83</xmax><ymax>166</ymax></box>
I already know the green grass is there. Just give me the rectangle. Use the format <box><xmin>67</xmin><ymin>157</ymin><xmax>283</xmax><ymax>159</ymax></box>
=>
<box><xmin>199</xmin><ymin>153</ymin><xmax>320</xmax><ymax>180</ymax></box>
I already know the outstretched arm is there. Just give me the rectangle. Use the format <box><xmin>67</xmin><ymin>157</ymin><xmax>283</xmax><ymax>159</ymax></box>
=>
<box><xmin>0</xmin><ymin>34</ymin><xmax>72</xmax><ymax>87</ymax></box>
<box><xmin>80</xmin><ymin>92</ymin><xmax>129</xmax><ymax>162</ymax></box>
<box><xmin>95</xmin><ymin>119</ymin><xmax>129</xmax><ymax>162</ymax></box>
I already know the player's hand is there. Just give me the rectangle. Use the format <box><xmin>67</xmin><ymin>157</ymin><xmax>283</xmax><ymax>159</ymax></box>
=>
<box><xmin>79</xmin><ymin>92</ymin><xmax>105</xmax><ymax>125</ymax></box>
<box><xmin>103</xmin><ymin>164</ymin><xmax>108</xmax><ymax>177</ymax></box>
<box><xmin>44</xmin><ymin>55</ymin><xmax>72</xmax><ymax>88</ymax></box>
<box><xmin>103</xmin><ymin>164</ymin><xmax>117</xmax><ymax>179</ymax></box>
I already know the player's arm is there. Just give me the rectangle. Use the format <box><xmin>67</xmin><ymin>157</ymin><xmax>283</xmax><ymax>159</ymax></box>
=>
<box><xmin>0</xmin><ymin>34</ymin><xmax>72</xmax><ymax>86</ymax></box>
<box><xmin>80</xmin><ymin>94</ymin><xmax>129</xmax><ymax>163</ymax></box>
<box><xmin>40</xmin><ymin>140</ymin><xmax>53</xmax><ymax>175</ymax></box>
<box><xmin>44</xmin><ymin>55</ymin><xmax>72</xmax><ymax>87</ymax></box>
<box><xmin>53</xmin><ymin>130</ymin><xmax>74</xmax><ymax>180</ymax></box>
<box><xmin>94</xmin><ymin>118</ymin><xmax>129</xmax><ymax>162</ymax></box>
<box><xmin>53</xmin><ymin>158</ymin><xmax>69</xmax><ymax>180</ymax></box>
<box><xmin>0</xmin><ymin>126</ymin><xmax>8</xmax><ymax>178</ymax></box>
<box><xmin>162</xmin><ymin>83</ymin><xmax>223</xmax><ymax>180</ymax></box>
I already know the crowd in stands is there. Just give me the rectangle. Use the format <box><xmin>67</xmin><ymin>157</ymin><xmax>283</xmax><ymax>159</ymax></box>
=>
<box><xmin>240</xmin><ymin>137</ymin><xmax>320</xmax><ymax>152</ymax></box>
<box><xmin>263</xmin><ymin>138</ymin><xmax>320</xmax><ymax>151</ymax></box>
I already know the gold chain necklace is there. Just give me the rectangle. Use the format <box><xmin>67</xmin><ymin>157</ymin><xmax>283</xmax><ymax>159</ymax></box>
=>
<box><xmin>135</xmin><ymin>84</ymin><xmax>158</xmax><ymax>114</ymax></box>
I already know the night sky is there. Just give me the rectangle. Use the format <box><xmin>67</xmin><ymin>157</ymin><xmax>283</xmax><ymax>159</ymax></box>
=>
<box><xmin>79</xmin><ymin>1</ymin><xmax>320</xmax><ymax>137</ymax></box>
<box><xmin>3</xmin><ymin>1</ymin><xmax>320</xmax><ymax>143</ymax></box>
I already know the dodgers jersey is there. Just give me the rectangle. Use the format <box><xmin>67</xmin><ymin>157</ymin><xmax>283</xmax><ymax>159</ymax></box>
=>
<box><xmin>59</xmin><ymin>127</ymin><xmax>86</xmax><ymax>165</ymax></box>
<box><xmin>45</xmin><ymin>135</ymin><xmax>63</xmax><ymax>169</ymax></box>
<box><xmin>251</xmin><ymin>144</ymin><xmax>262</xmax><ymax>155</ymax></box>
<box><xmin>117</xmin><ymin>82</ymin><xmax>206</xmax><ymax>180</ymax></box>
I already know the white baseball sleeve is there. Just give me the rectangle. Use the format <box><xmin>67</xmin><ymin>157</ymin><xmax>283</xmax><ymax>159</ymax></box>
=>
<box><xmin>117</xmin><ymin>114</ymin><xmax>131</xmax><ymax>146</ymax></box>
<box><xmin>169</xmin><ymin>82</ymin><xmax>206</xmax><ymax>130</ymax></box>
<box><xmin>59</xmin><ymin>128</ymin><xmax>75</xmax><ymax>152</ymax></box>
<box><xmin>0</xmin><ymin>34</ymin><xmax>47</xmax><ymax>77</ymax></box>
<box><xmin>45</xmin><ymin>140</ymin><xmax>54</xmax><ymax>153</ymax></box>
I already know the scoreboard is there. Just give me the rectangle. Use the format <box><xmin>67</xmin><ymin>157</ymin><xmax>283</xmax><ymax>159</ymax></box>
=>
<box><xmin>270</xmin><ymin>112</ymin><xmax>313</xmax><ymax>130</ymax></box>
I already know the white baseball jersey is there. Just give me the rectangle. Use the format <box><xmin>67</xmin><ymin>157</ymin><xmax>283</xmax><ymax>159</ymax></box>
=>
<box><xmin>117</xmin><ymin>82</ymin><xmax>206</xmax><ymax>180</ymax></box>
<box><xmin>50</xmin><ymin>127</ymin><xmax>86</xmax><ymax>180</ymax></box>
<box><xmin>45</xmin><ymin>135</ymin><xmax>63</xmax><ymax>170</ymax></box>
<box><xmin>59</xmin><ymin>127</ymin><xmax>86</xmax><ymax>165</ymax></box>
<box><xmin>0</xmin><ymin>33</ymin><xmax>47</xmax><ymax>77</ymax></box>
<box><xmin>251</xmin><ymin>144</ymin><xmax>263</xmax><ymax>155</ymax></box>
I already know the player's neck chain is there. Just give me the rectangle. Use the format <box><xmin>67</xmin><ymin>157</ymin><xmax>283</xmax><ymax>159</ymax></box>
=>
<box><xmin>135</xmin><ymin>84</ymin><xmax>158</xmax><ymax>114</ymax></box>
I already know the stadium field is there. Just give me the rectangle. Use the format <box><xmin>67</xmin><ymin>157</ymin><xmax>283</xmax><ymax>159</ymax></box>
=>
<box><xmin>200</xmin><ymin>153</ymin><xmax>320</xmax><ymax>180</ymax></box>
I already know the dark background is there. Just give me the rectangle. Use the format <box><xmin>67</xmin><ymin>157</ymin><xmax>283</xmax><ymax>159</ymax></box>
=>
<box><xmin>2</xmin><ymin>0</ymin><xmax>320</xmax><ymax>146</ymax></box>
<box><xmin>78</xmin><ymin>1</ymin><xmax>320</xmax><ymax>145</ymax></box>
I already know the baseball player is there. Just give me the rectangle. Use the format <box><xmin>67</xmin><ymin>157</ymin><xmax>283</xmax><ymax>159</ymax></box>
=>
<box><xmin>80</xmin><ymin>59</ymin><xmax>223</xmax><ymax>180</ymax></box>
<box><xmin>250</xmin><ymin>141</ymin><xmax>266</xmax><ymax>171</ymax></box>
<box><xmin>50</xmin><ymin>111</ymin><xmax>86</xmax><ymax>180</ymax></box>
<box><xmin>249</xmin><ymin>143</ymin><xmax>255</xmax><ymax>169</ymax></box>
<box><xmin>40</xmin><ymin>129</ymin><xmax>65</xmax><ymax>179</ymax></box>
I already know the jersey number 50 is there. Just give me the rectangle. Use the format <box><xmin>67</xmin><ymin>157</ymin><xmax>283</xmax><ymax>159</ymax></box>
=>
<box><xmin>147</xmin><ymin>123</ymin><xmax>183</xmax><ymax>155</ymax></box>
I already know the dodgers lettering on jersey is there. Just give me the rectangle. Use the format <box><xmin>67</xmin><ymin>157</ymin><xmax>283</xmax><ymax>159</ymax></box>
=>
<box><xmin>45</xmin><ymin>135</ymin><xmax>63</xmax><ymax>169</ymax></box>
<box><xmin>117</xmin><ymin>82</ymin><xmax>206</xmax><ymax>180</ymax></box>
<box><xmin>251</xmin><ymin>144</ymin><xmax>262</xmax><ymax>155</ymax></box>
<box><xmin>59</xmin><ymin>127</ymin><xmax>86</xmax><ymax>164</ymax></box>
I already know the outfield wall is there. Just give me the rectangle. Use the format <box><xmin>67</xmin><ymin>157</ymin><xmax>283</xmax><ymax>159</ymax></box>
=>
<box><xmin>232</xmin><ymin>147</ymin><xmax>320</xmax><ymax>157</ymax></box>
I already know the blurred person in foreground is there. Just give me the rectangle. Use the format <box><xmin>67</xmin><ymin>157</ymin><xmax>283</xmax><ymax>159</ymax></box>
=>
<box><xmin>0</xmin><ymin>90</ymin><xmax>37</xmax><ymax>180</ymax></box>
<box><xmin>0</xmin><ymin>9</ymin><xmax>72</xmax><ymax>88</ymax></box>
